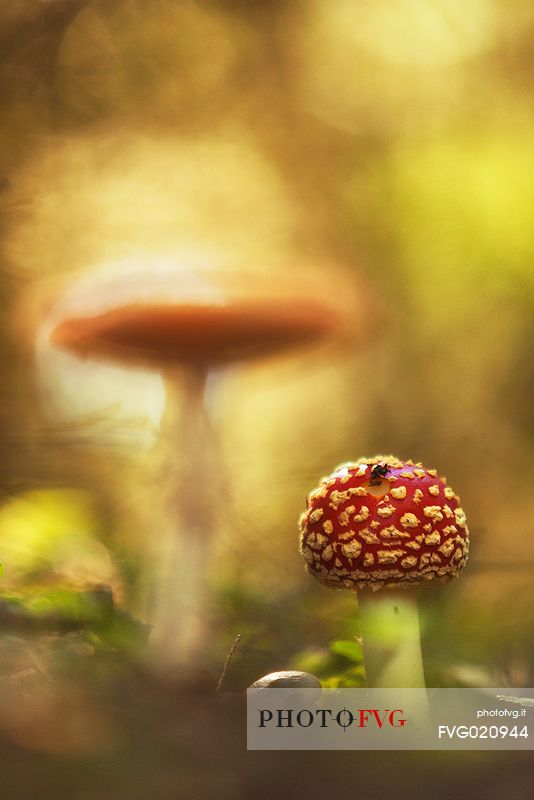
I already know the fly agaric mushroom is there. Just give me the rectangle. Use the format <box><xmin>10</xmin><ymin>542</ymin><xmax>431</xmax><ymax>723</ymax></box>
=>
<box><xmin>46</xmin><ymin>261</ymin><xmax>351</xmax><ymax>664</ymax></box>
<box><xmin>299</xmin><ymin>455</ymin><xmax>469</xmax><ymax>687</ymax></box>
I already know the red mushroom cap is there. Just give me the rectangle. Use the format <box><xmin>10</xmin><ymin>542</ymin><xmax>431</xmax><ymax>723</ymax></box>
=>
<box><xmin>299</xmin><ymin>455</ymin><xmax>469</xmax><ymax>591</ymax></box>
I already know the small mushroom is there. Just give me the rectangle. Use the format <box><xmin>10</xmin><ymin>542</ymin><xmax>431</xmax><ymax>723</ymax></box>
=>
<box><xmin>249</xmin><ymin>670</ymin><xmax>322</xmax><ymax>689</ymax></box>
<box><xmin>299</xmin><ymin>455</ymin><xmax>469</xmax><ymax>687</ymax></box>
<box><xmin>46</xmin><ymin>262</ymin><xmax>351</xmax><ymax>664</ymax></box>
<box><xmin>248</xmin><ymin>671</ymin><xmax>322</xmax><ymax>706</ymax></box>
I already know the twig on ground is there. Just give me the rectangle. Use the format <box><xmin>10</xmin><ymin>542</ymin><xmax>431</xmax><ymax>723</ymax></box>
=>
<box><xmin>216</xmin><ymin>634</ymin><xmax>241</xmax><ymax>694</ymax></box>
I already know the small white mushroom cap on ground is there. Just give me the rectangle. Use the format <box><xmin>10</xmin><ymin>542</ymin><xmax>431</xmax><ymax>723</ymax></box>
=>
<box><xmin>249</xmin><ymin>670</ymin><xmax>321</xmax><ymax>689</ymax></box>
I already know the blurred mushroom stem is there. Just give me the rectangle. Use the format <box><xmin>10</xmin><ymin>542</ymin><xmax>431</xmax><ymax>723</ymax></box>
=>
<box><xmin>147</xmin><ymin>365</ymin><xmax>224</xmax><ymax>666</ymax></box>
<box><xmin>357</xmin><ymin>590</ymin><xmax>426</xmax><ymax>688</ymax></box>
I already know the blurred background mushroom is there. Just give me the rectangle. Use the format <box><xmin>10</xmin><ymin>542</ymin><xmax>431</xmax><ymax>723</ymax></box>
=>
<box><xmin>44</xmin><ymin>258</ymin><xmax>355</xmax><ymax>663</ymax></box>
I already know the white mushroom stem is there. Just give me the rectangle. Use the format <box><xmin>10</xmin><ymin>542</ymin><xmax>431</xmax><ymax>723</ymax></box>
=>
<box><xmin>147</xmin><ymin>365</ymin><xmax>222</xmax><ymax>666</ymax></box>
<box><xmin>357</xmin><ymin>590</ymin><xmax>426</xmax><ymax>688</ymax></box>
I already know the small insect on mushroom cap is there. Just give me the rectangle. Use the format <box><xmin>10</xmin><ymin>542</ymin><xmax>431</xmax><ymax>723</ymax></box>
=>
<box><xmin>299</xmin><ymin>455</ymin><xmax>469</xmax><ymax>592</ymax></box>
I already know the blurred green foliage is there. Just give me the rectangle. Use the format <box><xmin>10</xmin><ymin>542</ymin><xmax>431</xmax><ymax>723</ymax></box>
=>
<box><xmin>0</xmin><ymin>586</ymin><xmax>148</xmax><ymax>660</ymax></box>
<box><xmin>292</xmin><ymin>639</ymin><xmax>365</xmax><ymax>688</ymax></box>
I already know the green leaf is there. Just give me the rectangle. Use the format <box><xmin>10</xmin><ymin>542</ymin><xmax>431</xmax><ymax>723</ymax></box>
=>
<box><xmin>330</xmin><ymin>639</ymin><xmax>363</xmax><ymax>663</ymax></box>
<box><xmin>322</xmin><ymin>665</ymin><xmax>365</xmax><ymax>688</ymax></box>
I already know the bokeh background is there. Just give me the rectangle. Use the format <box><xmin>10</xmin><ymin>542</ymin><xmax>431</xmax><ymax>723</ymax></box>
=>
<box><xmin>0</xmin><ymin>0</ymin><xmax>533</xmax><ymax>797</ymax></box>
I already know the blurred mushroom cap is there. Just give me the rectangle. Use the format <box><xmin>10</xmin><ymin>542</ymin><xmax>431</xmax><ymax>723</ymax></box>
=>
<box><xmin>47</xmin><ymin>261</ymin><xmax>352</xmax><ymax>370</ymax></box>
